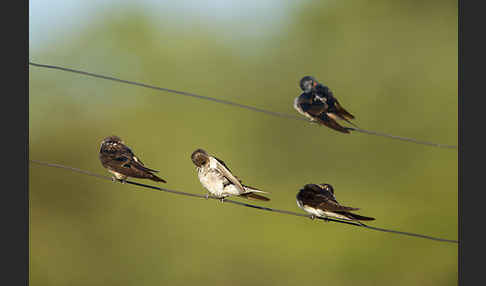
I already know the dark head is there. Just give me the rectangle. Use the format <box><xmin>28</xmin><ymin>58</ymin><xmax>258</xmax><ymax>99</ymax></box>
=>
<box><xmin>100</xmin><ymin>136</ymin><xmax>124</xmax><ymax>153</ymax></box>
<box><xmin>297</xmin><ymin>184</ymin><xmax>318</xmax><ymax>200</ymax></box>
<box><xmin>299</xmin><ymin>76</ymin><xmax>317</xmax><ymax>93</ymax></box>
<box><xmin>100</xmin><ymin>135</ymin><xmax>123</xmax><ymax>147</ymax></box>
<box><xmin>191</xmin><ymin>148</ymin><xmax>210</xmax><ymax>167</ymax></box>
<box><xmin>318</xmin><ymin>183</ymin><xmax>334</xmax><ymax>194</ymax></box>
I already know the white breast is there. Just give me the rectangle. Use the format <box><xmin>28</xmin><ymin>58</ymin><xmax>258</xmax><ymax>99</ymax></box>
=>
<box><xmin>302</xmin><ymin>205</ymin><xmax>327</xmax><ymax>218</ymax></box>
<box><xmin>198</xmin><ymin>168</ymin><xmax>225</xmax><ymax>197</ymax></box>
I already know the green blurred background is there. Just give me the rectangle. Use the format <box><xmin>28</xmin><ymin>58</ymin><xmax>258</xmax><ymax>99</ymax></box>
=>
<box><xmin>29</xmin><ymin>1</ymin><xmax>457</xmax><ymax>285</ymax></box>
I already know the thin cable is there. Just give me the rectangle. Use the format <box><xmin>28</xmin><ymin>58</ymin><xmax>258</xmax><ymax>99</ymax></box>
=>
<box><xmin>29</xmin><ymin>62</ymin><xmax>457</xmax><ymax>150</ymax></box>
<box><xmin>28</xmin><ymin>62</ymin><xmax>302</xmax><ymax>121</ymax></box>
<box><xmin>349</xmin><ymin>127</ymin><xmax>458</xmax><ymax>149</ymax></box>
<box><xmin>362</xmin><ymin>225</ymin><xmax>458</xmax><ymax>243</ymax></box>
<box><xmin>30</xmin><ymin>159</ymin><xmax>459</xmax><ymax>244</ymax></box>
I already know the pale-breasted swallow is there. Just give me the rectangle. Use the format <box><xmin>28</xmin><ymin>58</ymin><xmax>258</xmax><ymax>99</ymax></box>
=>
<box><xmin>294</xmin><ymin>76</ymin><xmax>355</xmax><ymax>133</ymax></box>
<box><xmin>99</xmin><ymin>135</ymin><xmax>167</xmax><ymax>183</ymax></box>
<box><xmin>191</xmin><ymin>148</ymin><xmax>270</xmax><ymax>202</ymax></box>
<box><xmin>296</xmin><ymin>183</ymin><xmax>374</xmax><ymax>225</ymax></box>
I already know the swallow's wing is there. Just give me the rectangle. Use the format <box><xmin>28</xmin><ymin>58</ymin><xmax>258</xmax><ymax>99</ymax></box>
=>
<box><xmin>211</xmin><ymin>156</ymin><xmax>246</xmax><ymax>193</ymax></box>
<box><xmin>316</xmin><ymin>113</ymin><xmax>351</xmax><ymax>134</ymax></box>
<box><xmin>132</xmin><ymin>155</ymin><xmax>159</xmax><ymax>172</ymax></box>
<box><xmin>214</xmin><ymin>156</ymin><xmax>249</xmax><ymax>183</ymax></box>
<box><xmin>315</xmin><ymin>85</ymin><xmax>355</xmax><ymax>120</ymax></box>
<box><xmin>125</xmin><ymin>147</ymin><xmax>144</xmax><ymax>165</ymax></box>
<box><xmin>213</xmin><ymin>156</ymin><xmax>232</xmax><ymax>173</ymax></box>
<box><xmin>305</xmin><ymin>185</ymin><xmax>359</xmax><ymax>212</ymax></box>
<box><xmin>334</xmin><ymin>100</ymin><xmax>355</xmax><ymax>120</ymax></box>
<box><xmin>101</xmin><ymin>145</ymin><xmax>159</xmax><ymax>177</ymax></box>
<box><xmin>314</xmin><ymin>194</ymin><xmax>360</xmax><ymax>212</ymax></box>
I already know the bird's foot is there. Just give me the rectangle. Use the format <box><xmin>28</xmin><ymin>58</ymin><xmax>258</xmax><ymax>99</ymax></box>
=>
<box><xmin>205</xmin><ymin>193</ymin><xmax>210</xmax><ymax>200</ymax></box>
<box><xmin>112</xmin><ymin>177</ymin><xmax>126</xmax><ymax>184</ymax></box>
<box><xmin>309</xmin><ymin>215</ymin><xmax>316</xmax><ymax>220</ymax></box>
<box><xmin>220</xmin><ymin>197</ymin><xmax>226</xmax><ymax>203</ymax></box>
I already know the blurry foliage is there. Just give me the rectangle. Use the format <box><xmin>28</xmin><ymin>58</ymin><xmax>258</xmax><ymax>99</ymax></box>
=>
<box><xmin>30</xmin><ymin>1</ymin><xmax>457</xmax><ymax>286</ymax></box>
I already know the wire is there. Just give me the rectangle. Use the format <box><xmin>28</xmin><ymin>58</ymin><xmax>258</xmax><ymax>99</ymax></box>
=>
<box><xmin>28</xmin><ymin>62</ymin><xmax>302</xmax><ymax>121</ymax></box>
<box><xmin>30</xmin><ymin>159</ymin><xmax>459</xmax><ymax>244</ymax></box>
<box><xmin>29</xmin><ymin>62</ymin><xmax>457</xmax><ymax>150</ymax></box>
<box><xmin>349</xmin><ymin>127</ymin><xmax>457</xmax><ymax>149</ymax></box>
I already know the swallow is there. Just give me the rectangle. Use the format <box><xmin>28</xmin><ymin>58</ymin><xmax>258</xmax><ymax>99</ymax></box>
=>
<box><xmin>296</xmin><ymin>183</ymin><xmax>374</xmax><ymax>225</ymax></box>
<box><xmin>191</xmin><ymin>148</ymin><xmax>270</xmax><ymax>202</ymax></box>
<box><xmin>294</xmin><ymin>76</ymin><xmax>355</xmax><ymax>133</ymax></box>
<box><xmin>99</xmin><ymin>135</ymin><xmax>166</xmax><ymax>183</ymax></box>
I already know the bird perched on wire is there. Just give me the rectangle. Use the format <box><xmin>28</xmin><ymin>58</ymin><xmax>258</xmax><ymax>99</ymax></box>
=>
<box><xmin>294</xmin><ymin>76</ymin><xmax>356</xmax><ymax>133</ymax></box>
<box><xmin>296</xmin><ymin>183</ymin><xmax>374</xmax><ymax>225</ymax></box>
<box><xmin>191</xmin><ymin>148</ymin><xmax>270</xmax><ymax>202</ymax></box>
<box><xmin>99</xmin><ymin>135</ymin><xmax>166</xmax><ymax>183</ymax></box>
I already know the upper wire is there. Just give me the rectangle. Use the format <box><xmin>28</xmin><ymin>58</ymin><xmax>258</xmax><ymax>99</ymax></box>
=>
<box><xmin>29</xmin><ymin>160</ymin><xmax>459</xmax><ymax>244</ymax></box>
<box><xmin>29</xmin><ymin>62</ymin><xmax>457</xmax><ymax>150</ymax></box>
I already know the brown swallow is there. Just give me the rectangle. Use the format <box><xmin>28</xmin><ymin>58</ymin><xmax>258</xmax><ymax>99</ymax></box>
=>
<box><xmin>191</xmin><ymin>148</ymin><xmax>270</xmax><ymax>202</ymax></box>
<box><xmin>99</xmin><ymin>135</ymin><xmax>166</xmax><ymax>183</ymax></box>
<box><xmin>296</xmin><ymin>183</ymin><xmax>374</xmax><ymax>225</ymax></box>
